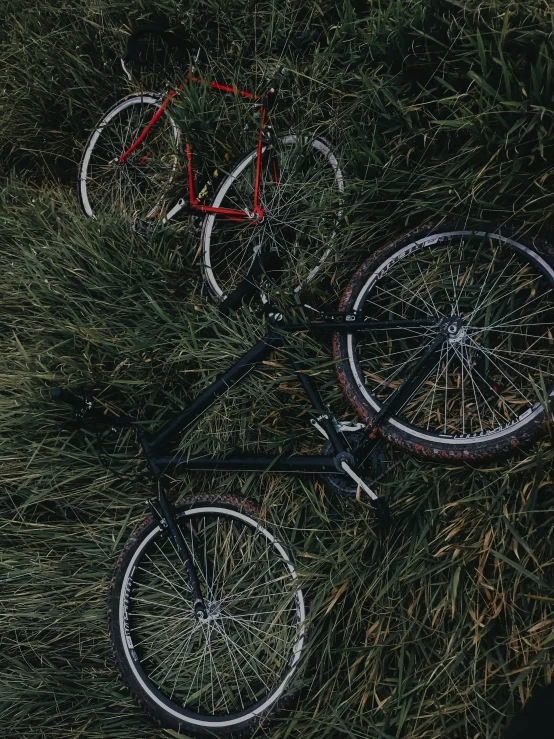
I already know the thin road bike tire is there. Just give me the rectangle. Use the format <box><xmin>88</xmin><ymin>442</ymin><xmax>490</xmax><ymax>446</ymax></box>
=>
<box><xmin>109</xmin><ymin>494</ymin><xmax>307</xmax><ymax>737</ymax></box>
<box><xmin>200</xmin><ymin>134</ymin><xmax>345</xmax><ymax>299</ymax></box>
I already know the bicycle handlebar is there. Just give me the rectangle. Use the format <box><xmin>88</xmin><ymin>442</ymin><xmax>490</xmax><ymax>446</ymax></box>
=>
<box><xmin>51</xmin><ymin>386</ymin><xmax>89</xmax><ymax>410</ymax></box>
<box><xmin>52</xmin><ymin>386</ymin><xmax>139</xmax><ymax>431</ymax></box>
<box><xmin>273</xmin><ymin>29</ymin><xmax>324</xmax><ymax>55</ymax></box>
<box><xmin>120</xmin><ymin>25</ymin><xmax>202</xmax><ymax>66</ymax></box>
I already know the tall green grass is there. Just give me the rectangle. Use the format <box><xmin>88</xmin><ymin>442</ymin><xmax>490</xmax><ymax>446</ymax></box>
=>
<box><xmin>1</xmin><ymin>1</ymin><xmax>554</xmax><ymax>737</ymax></box>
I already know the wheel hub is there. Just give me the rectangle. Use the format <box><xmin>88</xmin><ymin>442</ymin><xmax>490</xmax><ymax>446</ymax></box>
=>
<box><xmin>195</xmin><ymin>600</ymin><xmax>221</xmax><ymax>622</ymax></box>
<box><xmin>207</xmin><ymin>601</ymin><xmax>221</xmax><ymax>620</ymax></box>
<box><xmin>246</xmin><ymin>205</ymin><xmax>265</xmax><ymax>223</ymax></box>
<box><xmin>445</xmin><ymin>316</ymin><xmax>466</xmax><ymax>344</ymax></box>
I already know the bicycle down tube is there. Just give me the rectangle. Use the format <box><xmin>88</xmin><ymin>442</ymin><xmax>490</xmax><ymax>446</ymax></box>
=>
<box><xmin>136</xmin><ymin>312</ymin><xmax>443</xmax><ymax>479</ymax></box>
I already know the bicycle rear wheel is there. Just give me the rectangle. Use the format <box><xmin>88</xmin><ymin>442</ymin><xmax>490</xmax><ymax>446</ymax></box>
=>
<box><xmin>109</xmin><ymin>494</ymin><xmax>306</xmax><ymax>737</ymax></box>
<box><xmin>334</xmin><ymin>223</ymin><xmax>554</xmax><ymax>459</ymax></box>
<box><xmin>78</xmin><ymin>92</ymin><xmax>180</xmax><ymax>220</ymax></box>
<box><xmin>200</xmin><ymin>134</ymin><xmax>344</xmax><ymax>299</ymax></box>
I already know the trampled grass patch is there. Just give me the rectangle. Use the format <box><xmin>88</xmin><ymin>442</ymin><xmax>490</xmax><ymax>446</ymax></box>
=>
<box><xmin>1</xmin><ymin>1</ymin><xmax>554</xmax><ymax>737</ymax></box>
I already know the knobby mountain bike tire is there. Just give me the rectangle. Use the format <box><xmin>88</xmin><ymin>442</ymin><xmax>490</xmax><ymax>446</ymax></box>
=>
<box><xmin>109</xmin><ymin>494</ymin><xmax>307</xmax><ymax>737</ymax></box>
<box><xmin>200</xmin><ymin>134</ymin><xmax>345</xmax><ymax>299</ymax></box>
<box><xmin>78</xmin><ymin>92</ymin><xmax>181</xmax><ymax>220</ymax></box>
<box><xmin>334</xmin><ymin>223</ymin><xmax>554</xmax><ymax>459</ymax></box>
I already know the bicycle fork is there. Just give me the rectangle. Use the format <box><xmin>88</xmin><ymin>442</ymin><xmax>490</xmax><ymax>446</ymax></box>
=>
<box><xmin>354</xmin><ymin>319</ymin><xmax>453</xmax><ymax>461</ymax></box>
<box><xmin>147</xmin><ymin>479</ymin><xmax>210</xmax><ymax>620</ymax></box>
<box><xmin>142</xmin><ymin>430</ymin><xmax>210</xmax><ymax>621</ymax></box>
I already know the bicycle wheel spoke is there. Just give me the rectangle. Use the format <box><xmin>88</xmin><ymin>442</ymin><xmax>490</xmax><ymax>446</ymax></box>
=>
<box><xmin>465</xmin><ymin>252</ymin><xmax>518</xmax><ymax>323</ymax></box>
<box><xmin>364</xmin><ymin>279</ymin><xmax>437</xmax><ymax>320</ymax></box>
<box><xmin>221</xmin><ymin>612</ymin><xmax>297</xmax><ymax>650</ymax></box>
<box><xmin>168</xmin><ymin>623</ymin><xmax>205</xmax><ymax>701</ymax></box>
<box><xmin>443</xmin><ymin>342</ymin><xmax>450</xmax><ymax>434</ymax></box>
<box><xmin>133</xmin><ymin>576</ymin><xmax>190</xmax><ymax>604</ymax></box>
<box><xmin>424</xmin><ymin>345</ymin><xmax>448</xmax><ymax>430</ymax></box>
<box><xmin>461</xmin><ymin>343</ymin><xmax>484</xmax><ymax>432</ymax></box>
<box><xmin>465</xmin><ymin>336</ymin><xmax>542</xmax><ymax>405</ymax></box>
<box><xmin>211</xmin><ymin>618</ymin><xmax>263</xmax><ymax>701</ymax></box>
<box><xmin>81</xmin><ymin>96</ymin><xmax>178</xmax><ymax>219</ymax></box>
<box><xmin>452</xmin><ymin>343</ymin><xmax>508</xmax><ymax>429</ymax></box>
<box><xmin>210</xmin><ymin>621</ymin><xmax>273</xmax><ymax>690</ymax></box>
<box><xmin>218</xmin><ymin>570</ymin><xmax>290</xmax><ymax>608</ymax></box>
<box><xmin>219</xmin><ymin>627</ymin><xmax>255</xmax><ymax>708</ymax></box>
<box><xmin>406</xmin><ymin>350</ymin><xmax>445</xmax><ymax>429</ymax></box>
<box><xmin>470</xmin><ymin>293</ymin><xmax>553</xmax><ymax>333</ymax></box>
<box><xmin>149</xmin><ymin>622</ymin><xmax>203</xmax><ymax>680</ymax></box>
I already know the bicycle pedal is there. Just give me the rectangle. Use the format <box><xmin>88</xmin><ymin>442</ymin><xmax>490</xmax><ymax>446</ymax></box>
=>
<box><xmin>131</xmin><ymin>219</ymin><xmax>155</xmax><ymax>238</ymax></box>
<box><xmin>321</xmin><ymin>433</ymin><xmax>387</xmax><ymax>499</ymax></box>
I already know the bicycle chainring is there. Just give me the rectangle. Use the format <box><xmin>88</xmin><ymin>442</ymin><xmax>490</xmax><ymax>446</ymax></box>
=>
<box><xmin>321</xmin><ymin>432</ymin><xmax>387</xmax><ymax>498</ymax></box>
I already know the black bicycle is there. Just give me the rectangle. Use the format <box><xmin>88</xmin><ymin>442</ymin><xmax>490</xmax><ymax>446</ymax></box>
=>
<box><xmin>52</xmin><ymin>223</ymin><xmax>554</xmax><ymax>736</ymax></box>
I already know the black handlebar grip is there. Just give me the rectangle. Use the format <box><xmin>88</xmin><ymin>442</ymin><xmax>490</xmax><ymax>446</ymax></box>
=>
<box><xmin>51</xmin><ymin>387</ymin><xmax>88</xmax><ymax>409</ymax></box>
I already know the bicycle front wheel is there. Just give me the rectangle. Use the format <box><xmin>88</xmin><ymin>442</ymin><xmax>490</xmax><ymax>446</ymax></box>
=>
<box><xmin>334</xmin><ymin>223</ymin><xmax>554</xmax><ymax>459</ymax></box>
<box><xmin>200</xmin><ymin>134</ymin><xmax>344</xmax><ymax>299</ymax></box>
<box><xmin>109</xmin><ymin>494</ymin><xmax>307</xmax><ymax>737</ymax></box>
<box><xmin>78</xmin><ymin>93</ymin><xmax>181</xmax><ymax>220</ymax></box>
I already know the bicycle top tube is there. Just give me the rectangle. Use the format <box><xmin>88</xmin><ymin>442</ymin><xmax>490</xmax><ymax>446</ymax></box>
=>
<box><xmin>118</xmin><ymin>77</ymin><xmax>261</xmax><ymax>163</ymax></box>
<box><xmin>185</xmin><ymin>73</ymin><xmax>259</xmax><ymax>100</ymax></box>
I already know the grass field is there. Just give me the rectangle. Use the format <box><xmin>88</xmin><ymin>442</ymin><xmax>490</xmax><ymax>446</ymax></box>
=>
<box><xmin>2</xmin><ymin>1</ymin><xmax>554</xmax><ymax>737</ymax></box>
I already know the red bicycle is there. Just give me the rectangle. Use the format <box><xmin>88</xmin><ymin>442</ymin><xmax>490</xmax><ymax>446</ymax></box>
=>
<box><xmin>78</xmin><ymin>26</ymin><xmax>345</xmax><ymax>303</ymax></box>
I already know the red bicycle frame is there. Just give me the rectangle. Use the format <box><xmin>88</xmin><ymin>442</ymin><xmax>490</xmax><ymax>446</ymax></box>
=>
<box><xmin>118</xmin><ymin>74</ymin><xmax>272</xmax><ymax>223</ymax></box>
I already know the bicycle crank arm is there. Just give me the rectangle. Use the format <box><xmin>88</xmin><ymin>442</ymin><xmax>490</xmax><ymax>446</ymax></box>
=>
<box><xmin>162</xmin><ymin>198</ymin><xmax>187</xmax><ymax>223</ymax></box>
<box><xmin>340</xmin><ymin>460</ymin><xmax>378</xmax><ymax>500</ymax></box>
<box><xmin>340</xmin><ymin>461</ymin><xmax>391</xmax><ymax>520</ymax></box>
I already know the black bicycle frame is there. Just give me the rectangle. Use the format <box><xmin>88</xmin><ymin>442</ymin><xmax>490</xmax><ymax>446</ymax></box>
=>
<box><xmin>141</xmin><ymin>329</ymin><xmax>346</xmax><ymax>476</ymax></box>
<box><xmin>136</xmin><ymin>311</ymin><xmax>442</xmax><ymax>478</ymax></box>
<box><xmin>52</xmin><ymin>309</ymin><xmax>445</xmax><ymax>618</ymax></box>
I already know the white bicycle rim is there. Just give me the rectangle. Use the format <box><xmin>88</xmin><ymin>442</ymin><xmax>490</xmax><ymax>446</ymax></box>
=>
<box><xmin>78</xmin><ymin>93</ymin><xmax>181</xmax><ymax>218</ymax></box>
<box><xmin>346</xmin><ymin>230</ymin><xmax>554</xmax><ymax>446</ymax></box>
